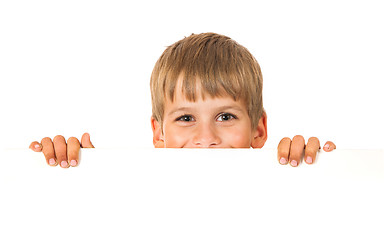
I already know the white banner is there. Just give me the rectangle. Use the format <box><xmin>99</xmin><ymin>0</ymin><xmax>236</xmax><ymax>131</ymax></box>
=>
<box><xmin>0</xmin><ymin>148</ymin><xmax>384</xmax><ymax>239</ymax></box>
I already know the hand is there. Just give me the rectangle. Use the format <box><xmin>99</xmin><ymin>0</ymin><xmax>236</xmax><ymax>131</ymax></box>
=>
<box><xmin>29</xmin><ymin>133</ymin><xmax>94</xmax><ymax>168</ymax></box>
<box><xmin>277</xmin><ymin>135</ymin><xmax>336</xmax><ymax>167</ymax></box>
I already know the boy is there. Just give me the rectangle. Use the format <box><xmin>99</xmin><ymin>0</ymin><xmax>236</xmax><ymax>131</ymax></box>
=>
<box><xmin>29</xmin><ymin>33</ymin><xmax>335</xmax><ymax>168</ymax></box>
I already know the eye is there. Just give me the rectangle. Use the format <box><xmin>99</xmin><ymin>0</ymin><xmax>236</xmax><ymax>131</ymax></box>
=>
<box><xmin>176</xmin><ymin>115</ymin><xmax>195</xmax><ymax>122</ymax></box>
<box><xmin>216</xmin><ymin>113</ymin><xmax>237</xmax><ymax>122</ymax></box>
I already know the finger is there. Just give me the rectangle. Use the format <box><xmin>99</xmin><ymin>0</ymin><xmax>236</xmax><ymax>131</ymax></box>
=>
<box><xmin>41</xmin><ymin>137</ymin><xmax>57</xmax><ymax>166</ymax></box>
<box><xmin>81</xmin><ymin>133</ymin><xmax>94</xmax><ymax>148</ymax></box>
<box><xmin>277</xmin><ymin>137</ymin><xmax>291</xmax><ymax>165</ymax></box>
<box><xmin>289</xmin><ymin>135</ymin><xmax>305</xmax><ymax>167</ymax></box>
<box><xmin>29</xmin><ymin>141</ymin><xmax>42</xmax><ymax>152</ymax></box>
<box><xmin>323</xmin><ymin>141</ymin><xmax>336</xmax><ymax>152</ymax></box>
<box><xmin>304</xmin><ymin>137</ymin><xmax>320</xmax><ymax>164</ymax></box>
<box><xmin>53</xmin><ymin>135</ymin><xmax>69</xmax><ymax>168</ymax></box>
<box><xmin>67</xmin><ymin>137</ymin><xmax>81</xmax><ymax>167</ymax></box>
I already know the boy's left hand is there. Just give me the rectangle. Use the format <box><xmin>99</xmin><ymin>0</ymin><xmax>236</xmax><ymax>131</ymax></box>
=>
<box><xmin>277</xmin><ymin>135</ymin><xmax>336</xmax><ymax>167</ymax></box>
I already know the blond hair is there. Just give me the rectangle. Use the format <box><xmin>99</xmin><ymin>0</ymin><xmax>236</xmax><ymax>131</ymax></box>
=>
<box><xmin>150</xmin><ymin>32</ymin><xmax>264</xmax><ymax>129</ymax></box>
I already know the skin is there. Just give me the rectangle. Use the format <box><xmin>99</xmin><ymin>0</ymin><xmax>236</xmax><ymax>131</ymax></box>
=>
<box><xmin>150</xmin><ymin>81</ymin><xmax>335</xmax><ymax>166</ymax></box>
<box><xmin>152</xmin><ymin>103</ymin><xmax>265</xmax><ymax>148</ymax></box>
<box><xmin>30</xmin><ymin>132</ymin><xmax>335</xmax><ymax>168</ymax></box>
<box><xmin>29</xmin><ymin>133</ymin><xmax>94</xmax><ymax>168</ymax></box>
<box><xmin>29</xmin><ymin>86</ymin><xmax>336</xmax><ymax>167</ymax></box>
<box><xmin>151</xmin><ymin>86</ymin><xmax>267</xmax><ymax>148</ymax></box>
<box><xmin>277</xmin><ymin>136</ymin><xmax>336</xmax><ymax>167</ymax></box>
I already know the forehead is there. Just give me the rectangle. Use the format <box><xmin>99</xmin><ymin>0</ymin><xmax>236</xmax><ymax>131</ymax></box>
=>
<box><xmin>167</xmin><ymin>75</ymin><xmax>234</xmax><ymax>103</ymax></box>
<box><xmin>165</xmin><ymin>76</ymin><xmax>248</xmax><ymax>112</ymax></box>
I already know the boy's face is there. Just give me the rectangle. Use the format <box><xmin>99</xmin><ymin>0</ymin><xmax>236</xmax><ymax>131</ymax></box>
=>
<box><xmin>151</xmin><ymin>79</ymin><xmax>267</xmax><ymax>148</ymax></box>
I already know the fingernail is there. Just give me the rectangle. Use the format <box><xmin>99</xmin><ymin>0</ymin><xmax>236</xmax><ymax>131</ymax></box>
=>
<box><xmin>70</xmin><ymin>160</ymin><xmax>77</xmax><ymax>167</ymax></box>
<box><xmin>290</xmin><ymin>160</ymin><xmax>298</xmax><ymax>167</ymax></box>
<box><xmin>279</xmin><ymin>157</ymin><xmax>287</xmax><ymax>164</ymax></box>
<box><xmin>35</xmin><ymin>144</ymin><xmax>40</xmax><ymax>149</ymax></box>
<box><xmin>60</xmin><ymin>161</ymin><xmax>68</xmax><ymax>168</ymax></box>
<box><xmin>306</xmin><ymin>156</ymin><xmax>313</xmax><ymax>164</ymax></box>
<box><xmin>324</xmin><ymin>144</ymin><xmax>330</xmax><ymax>150</ymax></box>
<box><xmin>49</xmin><ymin>158</ymin><xmax>56</xmax><ymax>166</ymax></box>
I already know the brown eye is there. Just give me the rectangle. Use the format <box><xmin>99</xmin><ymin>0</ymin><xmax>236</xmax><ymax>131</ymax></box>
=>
<box><xmin>176</xmin><ymin>115</ymin><xmax>194</xmax><ymax>122</ymax></box>
<box><xmin>216</xmin><ymin>113</ymin><xmax>236</xmax><ymax>122</ymax></box>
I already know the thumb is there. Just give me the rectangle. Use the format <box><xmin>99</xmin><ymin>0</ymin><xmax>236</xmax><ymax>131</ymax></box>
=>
<box><xmin>29</xmin><ymin>141</ymin><xmax>43</xmax><ymax>152</ymax></box>
<box><xmin>81</xmin><ymin>133</ymin><xmax>94</xmax><ymax>148</ymax></box>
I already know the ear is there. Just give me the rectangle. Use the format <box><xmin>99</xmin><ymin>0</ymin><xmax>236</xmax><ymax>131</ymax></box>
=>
<box><xmin>151</xmin><ymin>117</ymin><xmax>165</xmax><ymax>148</ymax></box>
<box><xmin>251</xmin><ymin>111</ymin><xmax>268</xmax><ymax>149</ymax></box>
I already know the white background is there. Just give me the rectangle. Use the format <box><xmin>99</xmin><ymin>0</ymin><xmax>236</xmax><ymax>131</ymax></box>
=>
<box><xmin>1</xmin><ymin>0</ymin><xmax>385</xmax><ymax>150</ymax></box>
<box><xmin>0</xmin><ymin>149</ymin><xmax>384</xmax><ymax>239</ymax></box>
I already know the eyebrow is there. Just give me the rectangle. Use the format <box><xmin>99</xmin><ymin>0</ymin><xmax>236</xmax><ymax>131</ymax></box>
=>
<box><xmin>167</xmin><ymin>107</ymin><xmax>193</xmax><ymax>116</ymax></box>
<box><xmin>217</xmin><ymin>105</ymin><xmax>245</xmax><ymax>113</ymax></box>
<box><xmin>167</xmin><ymin>105</ymin><xmax>245</xmax><ymax>116</ymax></box>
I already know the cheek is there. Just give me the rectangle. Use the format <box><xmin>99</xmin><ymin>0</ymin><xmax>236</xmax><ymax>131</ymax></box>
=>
<box><xmin>222</xmin><ymin>127</ymin><xmax>252</xmax><ymax>148</ymax></box>
<box><xmin>163</xmin><ymin>126</ymin><xmax>190</xmax><ymax>148</ymax></box>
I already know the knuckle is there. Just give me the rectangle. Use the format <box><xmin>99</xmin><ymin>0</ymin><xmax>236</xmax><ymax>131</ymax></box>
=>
<box><xmin>67</xmin><ymin>151</ymin><xmax>77</xmax><ymax>158</ymax></box>
<box><xmin>278</xmin><ymin>137</ymin><xmax>291</xmax><ymax>148</ymax></box>
<box><xmin>279</xmin><ymin>137</ymin><xmax>291</xmax><ymax>144</ymax></box>
<box><xmin>41</xmin><ymin>137</ymin><xmax>52</xmax><ymax>143</ymax></box>
<box><xmin>68</xmin><ymin>137</ymin><xmax>80</xmax><ymax>144</ymax></box>
<box><xmin>293</xmin><ymin>135</ymin><xmax>305</xmax><ymax>142</ymax></box>
<box><xmin>53</xmin><ymin>135</ymin><xmax>65</xmax><ymax>141</ymax></box>
<box><xmin>278</xmin><ymin>148</ymin><xmax>289</xmax><ymax>156</ymax></box>
<box><xmin>289</xmin><ymin>150</ymin><xmax>300</xmax><ymax>158</ymax></box>
<box><xmin>307</xmin><ymin>138</ymin><xmax>320</xmax><ymax>149</ymax></box>
<box><xmin>68</xmin><ymin>144</ymin><xmax>79</xmax><ymax>153</ymax></box>
<box><xmin>56</xmin><ymin>153</ymin><xmax>67</xmax><ymax>161</ymax></box>
<box><xmin>305</xmin><ymin>148</ymin><xmax>317</xmax><ymax>156</ymax></box>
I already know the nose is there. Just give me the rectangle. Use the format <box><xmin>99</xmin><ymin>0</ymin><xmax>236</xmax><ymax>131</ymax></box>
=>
<box><xmin>192</xmin><ymin>123</ymin><xmax>221</xmax><ymax>148</ymax></box>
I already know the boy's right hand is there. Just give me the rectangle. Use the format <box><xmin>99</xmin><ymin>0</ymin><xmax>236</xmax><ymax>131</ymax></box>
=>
<box><xmin>29</xmin><ymin>133</ymin><xmax>94</xmax><ymax>168</ymax></box>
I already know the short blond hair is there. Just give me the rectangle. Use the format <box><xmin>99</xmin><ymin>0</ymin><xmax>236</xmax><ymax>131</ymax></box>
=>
<box><xmin>150</xmin><ymin>32</ymin><xmax>264</xmax><ymax>129</ymax></box>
